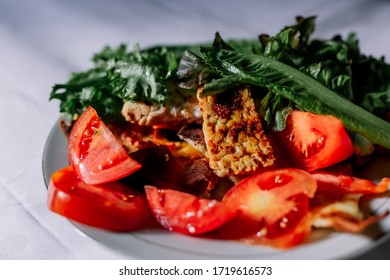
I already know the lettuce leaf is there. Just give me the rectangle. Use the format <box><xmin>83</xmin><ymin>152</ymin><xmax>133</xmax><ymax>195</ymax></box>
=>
<box><xmin>50</xmin><ymin>15</ymin><xmax>390</xmax><ymax>142</ymax></box>
<box><xmin>200</xmin><ymin>47</ymin><xmax>390</xmax><ymax>149</ymax></box>
<box><xmin>50</xmin><ymin>44</ymin><xmax>198</xmax><ymax>121</ymax></box>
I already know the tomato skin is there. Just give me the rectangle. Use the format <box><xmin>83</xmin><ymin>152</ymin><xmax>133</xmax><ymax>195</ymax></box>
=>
<box><xmin>144</xmin><ymin>186</ymin><xmax>235</xmax><ymax>235</ymax></box>
<box><xmin>277</xmin><ymin>110</ymin><xmax>354</xmax><ymax>171</ymax></box>
<box><xmin>48</xmin><ymin>166</ymin><xmax>156</xmax><ymax>231</ymax></box>
<box><xmin>311</xmin><ymin>172</ymin><xmax>389</xmax><ymax>195</ymax></box>
<box><xmin>220</xmin><ymin>169</ymin><xmax>316</xmax><ymax>242</ymax></box>
<box><xmin>68</xmin><ymin>106</ymin><xmax>141</xmax><ymax>185</ymax></box>
<box><xmin>237</xmin><ymin>213</ymin><xmax>313</xmax><ymax>249</ymax></box>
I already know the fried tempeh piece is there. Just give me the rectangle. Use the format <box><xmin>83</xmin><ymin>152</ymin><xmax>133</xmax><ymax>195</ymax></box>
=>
<box><xmin>197</xmin><ymin>86</ymin><xmax>274</xmax><ymax>177</ymax></box>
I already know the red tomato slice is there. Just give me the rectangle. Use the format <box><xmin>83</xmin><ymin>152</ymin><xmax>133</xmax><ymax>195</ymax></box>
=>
<box><xmin>311</xmin><ymin>172</ymin><xmax>389</xmax><ymax>194</ymax></box>
<box><xmin>277</xmin><ymin>110</ymin><xmax>354</xmax><ymax>171</ymax></box>
<box><xmin>144</xmin><ymin>185</ymin><xmax>235</xmax><ymax>235</ymax></box>
<box><xmin>68</xmin><ymin>106</ymin><xmax>141</xmax><ymax>184</ymax></box>
<box><xmin>239</xmin><ymin>213</ymin><xmax>313</xmax><ymax>249</ymax></box>
<box><xmin>220</xmin><ymin>169</ymin><xmax>317</xmax><ymax>240</ymax></box>
<box><xmin>48</xmin><ymin>166</ymin><xmax>156</xmax><ymax>231</ymax></box>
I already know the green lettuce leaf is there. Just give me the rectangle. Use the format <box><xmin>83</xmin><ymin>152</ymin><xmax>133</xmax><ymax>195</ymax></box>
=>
<box><xmin>50</xmin><ymin>44</ymin><xmax>197</xmax><ymax>121</ymax></box>
<box><xmin>200</xmin><ymin>47</ymin><xmax>390</xmax><ymax>149</ymax></box>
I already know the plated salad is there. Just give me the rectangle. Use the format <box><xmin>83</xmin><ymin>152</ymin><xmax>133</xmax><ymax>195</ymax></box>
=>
<box><xmin>48</xmin><ymin>16</ymin><xmax>390</xmax><ymax>249</ymax></box>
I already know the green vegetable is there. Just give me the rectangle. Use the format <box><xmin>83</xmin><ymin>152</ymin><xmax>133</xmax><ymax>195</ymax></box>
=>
<box><xmin>255</xmin><ymin>16</ymin><xmax>390</xmax><ymax>105</ymax></box>
<box><xmin>50</xmin><ymin>16</ymin><xmax>390</xmax><ymax>150</ymax></box>
<box><xmin>50</xmin><ymin>44</ymin><xmax>201</xmax><ymax>121</ymax></box>
<box><xmin>200</xmin><ymin>47</ymin><xmax>390</xmax><ymax>149</ymax></box>
<box><xmin>360</xmin><ymin>85</ymin><xmax>390</xmax><ymax>115</ymax></box>
<box><xmin>349</xmin><ymin>132</ymin><xmax>374</xmax><ymax>156</ymax></box>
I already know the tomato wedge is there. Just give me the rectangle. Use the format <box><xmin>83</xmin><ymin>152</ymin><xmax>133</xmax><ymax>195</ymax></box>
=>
<box><xmin>220</xmin><ymin>169</ymin><xmax>317</xmax><ymax>241</ymax></box>
<box><xmin>144</xmin><ymin>186</ymin><xmax>235</xmax><ymax>235</ymax></box>
<box><xmin>277</xmin><ymin>110</ymin><xmax>354</xmax><ymax>171</ymax></box>
<box><xmin>48</xmin><ymin>166</ymin><xmax>155</xmax><ymax>231</ymax></box>
<box><xmin>68</xmin><ymin>106</ymin><xmax>141</xmax><ymax>184</ymax></box>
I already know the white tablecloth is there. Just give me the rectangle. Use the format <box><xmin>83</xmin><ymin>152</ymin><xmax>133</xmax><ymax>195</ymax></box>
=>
<box><xmin>1</xmin><ymin>0</ymin><xmax>390</xmax><ymax>259</ymax></box>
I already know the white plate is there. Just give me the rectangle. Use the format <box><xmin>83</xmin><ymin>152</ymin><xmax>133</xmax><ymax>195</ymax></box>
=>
<box><xmin>42</xmin><ymin>121</ymin><xmax>390</xmax><ymax>259</ymax></box>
